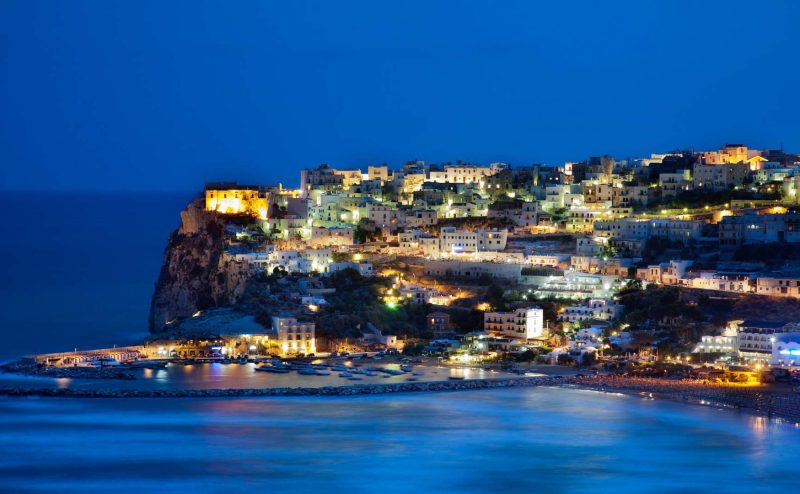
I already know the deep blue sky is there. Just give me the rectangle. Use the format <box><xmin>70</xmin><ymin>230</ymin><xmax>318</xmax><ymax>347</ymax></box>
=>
<box><xmin>1</xmin><ymin>0</ymin><xmax>799</xmax><ymax>192</ymax></box>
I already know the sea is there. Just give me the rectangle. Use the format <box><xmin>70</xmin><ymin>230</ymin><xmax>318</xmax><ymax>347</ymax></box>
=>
<box><xmin>0</xmin><ymin>192</ymin><xmax>799</xmax><ymax>493</ymax></box>
<box><xmin>0</xmin><ymin>191</ymin><xmax>192</xmax><ymax>361</ymax></box>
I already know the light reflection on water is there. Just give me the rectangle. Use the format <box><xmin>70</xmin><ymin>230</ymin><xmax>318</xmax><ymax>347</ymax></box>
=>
<box><xmin>0</xmin><ymin>387</ymin><xmax>796</xmax><ymax>493</ymax></box>
<box><xmin>0</xmin><ymin>363</ymin><xmax>510</xmax><ymax>391</ymax></box>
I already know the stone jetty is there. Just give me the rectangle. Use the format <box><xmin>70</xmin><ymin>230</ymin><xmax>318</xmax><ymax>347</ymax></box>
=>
<box><xmin>0</xmin><ymin>376</ymin><xmax>570</xmax><ymax>398</ymax></box>
<box><xmin>571</xmin><ymin>375</ymin><xmax>800</xmax><ymax>424</ymax></box>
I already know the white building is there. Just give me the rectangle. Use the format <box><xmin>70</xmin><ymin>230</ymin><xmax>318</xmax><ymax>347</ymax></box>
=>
<box><xmin>309</xmin><ymin>226</ymin><xmax>354</xmax><ymax>247</ymax></box>
<box><xmin>368</xmin><ymin>204</ymin><xmax>399</xmax><ymax>229</ymax></box>
<box><xmin>719</xmin><ymin>212</ymin><xmax>800</xmax><ymax>247</ymax></box>
<box><xmin>484</xmin><ymin>307</ymin><xmax>545</xmax><ymax>339</ymax></box>
<box><xmin>756</xmin><ymin>274</ymin><xmax>800</xmax><ymax>298</ymax></box>
<box><xmin>265</xmin><ymin>248</ymin><xmax>333</xmax><ymax>274</ymax></box>
<box><xmin>772</xmin><ymin>334</ymin><xmax>800</xmax><ymax>366</ymax></box>
<box><xmin>400</xmin><ymin>209</ymin><xmax>438</xmax><ymax>228</ymax></box>
<box><xmin>693</xmin><ymin>335</ymin><xmax>737</xmax><ymax>354</ymax></box>
<box><xmin>438</xmin><ymin>227</ymin><xmax>508</xmax><ymax>255</ymax></box>
<box><xmin>659</xmin><ymin>170</ymin><xmax>692</xmax><ymax>198</ymax></box>
<box><xmin>443</xmin><ymin>165</ymin><xmax>497</xmax><ymax>184</ymax></box>
<box><xmin>559</xmin><ymin>299</ymin><xmax>623</xmax><ymax>323</ymax></box>
<box><xmin>735</xmin><ymin>320</ymin><xmax>800</xmax><ymax>363</ymax></box>
<box><xmin>272</xmin><ymin>316</ymin><xmax>316</xmax><ymax>355</ymax></box>
<box><xmin>327</xmin><ymin>262</ymin><xmax>374</xmax><ymax>277</ymax></box>
<box><xmin>593</xmin><ymin>218</ymin><xmax>703</xmax><ymax>243</ymax></box>
<box><xmin>424</xmin><ymin>260</ymin><xmax>522</xmax><ymax>280</ymax></box>
<box><xmin>636</xmin><ymin>260</ymin><xmax>693</xmax><ymax>285</ymax></box>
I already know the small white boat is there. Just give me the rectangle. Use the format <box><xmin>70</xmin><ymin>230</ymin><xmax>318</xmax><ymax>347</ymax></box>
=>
<box><xmin>315</xmin><ymin>370</ymin><xmax>331</xmax><ymax>376</ymax></box>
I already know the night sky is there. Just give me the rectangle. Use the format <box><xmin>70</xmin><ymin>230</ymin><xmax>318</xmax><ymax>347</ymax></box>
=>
<box><xmin>1</xmin><ymin>0</ymin><xmax>799</xmax><ymax>191</ymax></box>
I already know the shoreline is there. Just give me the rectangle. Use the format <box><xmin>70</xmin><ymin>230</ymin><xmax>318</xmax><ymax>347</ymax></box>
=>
<box><xmin>1</xmin><ymin>371</ymin><xmax>798</xmax><ymax>425</ymax></box>
<box><xmin>570</xmin><ymin>376</ymin><xmax>800</xmax><ymax>424</ymax></box>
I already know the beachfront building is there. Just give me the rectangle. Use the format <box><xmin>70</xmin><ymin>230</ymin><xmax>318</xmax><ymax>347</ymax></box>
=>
<box><xmin>732</xmin><ymin>320</ymin><xmax>800</xmax><ymax>364</ymax></box>
<box><xmin>427</xmin><ymin>312</ymin><xmax>455</xmax><ymax>339</ymax></box>
<box><xmin>483</xmin><ymin>307</ymin><xmax>545</xmax><ymax>339</ymax></box>
<box><xmin>272</xmin><ymin>316</ymin><xmax>316</xmax><ymax>355</ymax></box>
<box><xmin>772</xmin><ymin>334</ymin><xmax>800</xmax><ymax>366</ymax></box>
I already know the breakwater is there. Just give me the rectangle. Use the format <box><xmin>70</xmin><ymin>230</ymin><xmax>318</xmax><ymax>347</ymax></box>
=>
<box><xmin>0</xmin><ymin>376</ymin><xmax>569</xmax><ymax>398</ymax></box>
<box><xmin>572</xmin><ymin>375</ymin><xmax>800</xmax><ymax>423</ymax></box>
<box><xmin>3</xmin><ymin>373</ymin><xmax>799</xmax><ymax>425</ymax></box>
<box><xmin>0</xmin><ymin>360</ymin><xmax>136</xmax><ymax>380</ymax></box>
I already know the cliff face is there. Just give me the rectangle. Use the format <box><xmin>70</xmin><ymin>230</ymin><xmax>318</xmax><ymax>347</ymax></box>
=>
<box><xmin>148</xmin><ymin>198</ymin><xmax>251</xmax><ymax>332</ymax></box>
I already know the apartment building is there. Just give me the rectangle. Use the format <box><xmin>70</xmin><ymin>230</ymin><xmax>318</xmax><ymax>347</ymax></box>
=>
<box><xmin>719</xmin><ymin>212</ymin><xmax>800</xmax><ymax>246</ymax></box>
<box><xmin>484</xmin><ymin>307</ymin><xmax>545</xmax><ymax>339</ymax></box>
<box><xmin>272</xmin><ymin>316</ymin><xmax>316</xmax><ymax>355</ymax></box>
<box><xmin>558</xmin><ymin>299</ymin><xmax>623</xmax><ymax>323</ymax></box>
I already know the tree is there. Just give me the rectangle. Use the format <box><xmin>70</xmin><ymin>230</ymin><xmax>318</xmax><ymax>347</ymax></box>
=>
<box><xmin>485</xmin><ymin>283</ymin><xmax>505</xmax><ymax>309</ymax></box>
<box><xmin>557</xmin><ymin>354</ymin><xmax>575</xmax><ymax>366</ymax></box>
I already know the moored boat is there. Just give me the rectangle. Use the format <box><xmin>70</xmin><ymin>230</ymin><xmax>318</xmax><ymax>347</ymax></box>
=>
<box><xmin>256</xmin><ymin>365</ymin><xmax>291</xmax><ymax>373</ymax></box>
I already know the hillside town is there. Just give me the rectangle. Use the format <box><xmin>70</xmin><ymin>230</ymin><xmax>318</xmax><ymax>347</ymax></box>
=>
<box><xmin>120</xmin><ymin>143</ymin><xmax>800</xmax><ymax>379</ymax></box>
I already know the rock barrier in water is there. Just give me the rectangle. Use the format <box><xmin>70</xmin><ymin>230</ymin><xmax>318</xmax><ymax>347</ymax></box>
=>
<box><xmin>0</xmin><ymin>376</ymin><xmax>570</xmax><ymax>398</ymax></box>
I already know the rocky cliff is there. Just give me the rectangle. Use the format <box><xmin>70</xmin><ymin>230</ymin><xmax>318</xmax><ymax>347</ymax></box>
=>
<box><xmin>148</xmin><ymin>197</ymin><xmax>251</xmax><ymax>332</ymax></box>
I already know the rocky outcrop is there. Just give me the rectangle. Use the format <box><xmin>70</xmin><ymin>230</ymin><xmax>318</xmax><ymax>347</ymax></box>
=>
<box><xmin>148</xmin><ymin>198</ymin><xmax>251</xmax><ymax>332</ymax></box>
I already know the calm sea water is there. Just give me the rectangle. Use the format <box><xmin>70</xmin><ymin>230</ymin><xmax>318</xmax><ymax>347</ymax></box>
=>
<box><xmin>0</xmin><ymin>191</ymin><xmax>191</xmax><ymax>361</ymax></box>
<box><xmin>0</xmin><ymin>387</ymin><xmax>797</xmax><ymax>493</ymax></box>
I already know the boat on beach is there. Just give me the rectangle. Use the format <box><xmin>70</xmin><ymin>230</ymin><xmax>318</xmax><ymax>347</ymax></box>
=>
<box><xmin>127</xmin><ymin>360</ymin><xmax>168</xmax><ymax>369</ymax></box>
<box><xmin>256</xmin><ymin>365</ymin><xmax>291</xmax><ymax>373</ymax></box>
